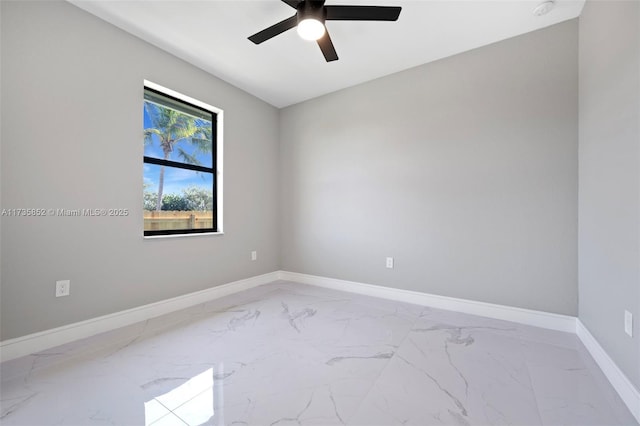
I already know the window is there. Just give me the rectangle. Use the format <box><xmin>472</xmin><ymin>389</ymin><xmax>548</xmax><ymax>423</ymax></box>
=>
<box><xmin>143</xmin><ymin>82</ymin><xmax>222</xmax><ymax>236</ymax></box>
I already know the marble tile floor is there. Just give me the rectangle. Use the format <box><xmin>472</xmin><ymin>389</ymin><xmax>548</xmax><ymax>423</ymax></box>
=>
<box><xmin>0</xmin><ymin>280</ymin><xmax>637</xmax><ymax>426</ymax></box>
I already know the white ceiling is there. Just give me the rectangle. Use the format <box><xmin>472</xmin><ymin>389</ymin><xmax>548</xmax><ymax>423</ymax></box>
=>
<box><xmin>68</xmin><ymin>0</ymin><xmax>585</xmax><ymax>108</ymax></box>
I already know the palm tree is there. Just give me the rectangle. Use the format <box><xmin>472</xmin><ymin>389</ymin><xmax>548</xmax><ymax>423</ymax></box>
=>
<box><xmin>144</xmin><ymin>102</ymin><xmax>212</xmax><ymax>211</ymax></box>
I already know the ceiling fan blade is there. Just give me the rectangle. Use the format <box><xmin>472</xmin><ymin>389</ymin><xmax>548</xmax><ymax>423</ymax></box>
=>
<box><xmin>317</xmin><ymin>31</ymin><xmax>338</xmax><ymax>62</ymax></box>
<box><xmin>248</xmin><ymin>15</ymin><xmax>298</xmax><ymax>44</ymax></box>
<box><xmin>325</xmin><ymin>5</ymin><xmax>401</xmax><ymax>21</ymax></box>
<box><xmin>281</xmin><ymin>0</ymin><xmax>300</xmax><ymax>8</ymax></box>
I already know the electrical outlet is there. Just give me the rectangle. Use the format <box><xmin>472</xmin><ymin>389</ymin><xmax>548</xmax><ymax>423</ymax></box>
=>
<box><xmin>251</xmin><ymin>251</ymin><xmax>257</xmax><ymax>261</ymax></box>
<box><xmin>624</xmin><ymin>310</ymin><xmax>633</xmax><ymax>337</ymax></box>
<box><xmin>55</xmin><ymin>280</ymin><xmax>70</xmax><ymax>297</ymax></box>
<box><xmin>386</xmin><ymin>257</ymin><xmax>394</xmax><ymax>269</ymax></box>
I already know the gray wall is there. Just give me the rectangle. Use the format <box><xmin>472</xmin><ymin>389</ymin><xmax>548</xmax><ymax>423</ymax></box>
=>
<box><xmin>0</xmin><ymin>0</ymin><xmax>281</xmax><ymax>340</ymax></box>
<box><xmin>280</xmin><ymin>20</ymin><xmax>579</xmax><ymax>315</ymax></box>
<box><xmin>578</xmin><ymin>0</ymin><xmax>640</xmax><ymax>389</ymax></box>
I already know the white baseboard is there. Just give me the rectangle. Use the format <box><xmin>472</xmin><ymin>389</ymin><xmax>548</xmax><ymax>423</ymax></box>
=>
<box><xmin>0</xmin><ymin>271</ymin><xmax>279</xmax><ymax>362</ymax></box>
<box><xmin>576</xmin><ymin>319</ymin><xmax>640</xmax><ymax>423</ymax></box>
<box><xmin>278</xmin><ymin>271</ymin><xmax>577</xmax><ymax>332</ymax></box>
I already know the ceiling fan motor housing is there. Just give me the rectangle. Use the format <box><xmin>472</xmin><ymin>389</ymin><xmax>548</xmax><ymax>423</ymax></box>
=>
<box><xmin>297</xmin><ymin>0</ymin><xmax>326</xmax><ymax>24</ymax></box>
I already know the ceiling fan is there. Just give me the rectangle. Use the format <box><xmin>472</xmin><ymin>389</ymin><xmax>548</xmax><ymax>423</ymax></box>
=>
<box><xmin>248</xmin><ymin>0</ymin><xmax>402</xmax><ymax>62</ymax></box>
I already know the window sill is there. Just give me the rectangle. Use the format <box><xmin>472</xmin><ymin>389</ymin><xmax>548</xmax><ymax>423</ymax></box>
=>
<box><xmin>144</xmin><ymin>231</ymin><xmax>224</xmax><ymax>240</ymax></box>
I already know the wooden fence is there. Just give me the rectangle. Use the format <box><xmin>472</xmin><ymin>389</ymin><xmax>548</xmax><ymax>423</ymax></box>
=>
<box><xmin>144</xmin><ymin>211</ymin><xmax>213</xmax><ymax>231</ymax></box>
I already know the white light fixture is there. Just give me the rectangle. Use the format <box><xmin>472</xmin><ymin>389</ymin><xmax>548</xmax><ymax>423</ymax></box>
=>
<box><xmin>297</xmin><ymin>18</ymin><xmax>325</xmax><ymax>41</ymax></box>
<box><xmin>533</xmin><ymin>0</ymin><xmax>555</xmax><ymax>16</ymax></box>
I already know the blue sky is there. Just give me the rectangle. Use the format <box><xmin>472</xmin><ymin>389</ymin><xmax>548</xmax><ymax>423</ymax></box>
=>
<box><xmin>143</xmin><ymin>102</ymin><xmax>213</xmax><ymax>196</ymax></box>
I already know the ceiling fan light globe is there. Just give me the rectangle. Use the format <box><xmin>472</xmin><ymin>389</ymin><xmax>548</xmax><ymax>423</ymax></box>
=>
<box><xmin>297</xmin><ymin>18</ymin><xmax>325</xmax><ymax>41</ymax></box>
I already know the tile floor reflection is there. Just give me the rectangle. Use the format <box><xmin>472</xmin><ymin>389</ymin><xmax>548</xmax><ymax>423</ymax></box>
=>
<box><xmin>0</xmin><ymin>281</ymin><xmax>637</xmax><ymax>425</ymax></box>
<box><xmin>144</xmin><ymin>367</ymin><xmax>216</xmax><ymax>425</ymax></box>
